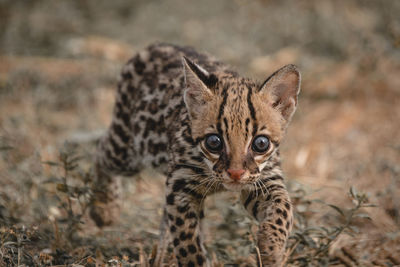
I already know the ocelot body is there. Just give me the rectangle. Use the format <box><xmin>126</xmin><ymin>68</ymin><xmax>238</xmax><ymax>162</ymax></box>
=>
<box><xmin>90</xmin><ymin>43</ymin><xmax>301</xmax><ymax>267</ymax></box>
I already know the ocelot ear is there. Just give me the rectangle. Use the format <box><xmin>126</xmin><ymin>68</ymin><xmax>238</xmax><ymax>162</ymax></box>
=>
<box><xmin>182</xmin><ymin>56</ymin><xmax>215</xmax><ymax>119</ymax></box>
<box><xmin>259</xmin><ymin>64</ymin><xmax>301</xmax><ymax>123</ymax></box>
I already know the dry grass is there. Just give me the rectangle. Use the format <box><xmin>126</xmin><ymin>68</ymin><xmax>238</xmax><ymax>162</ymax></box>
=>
<box><xmin>1</xmin><ymin>0</ymin><xmax>400</xmax><ymax>266</ymax></box>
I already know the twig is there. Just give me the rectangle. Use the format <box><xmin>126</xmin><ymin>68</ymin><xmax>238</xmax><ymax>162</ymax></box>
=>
<box><xmin>255</xmin><ymin>245</ymin><xmax>262</xmax><ymax>267</ymax></box>
<box><xmin>282</xmin><ymin>239</ymin><xmax>300</xmax><ymax>266</ymax></box>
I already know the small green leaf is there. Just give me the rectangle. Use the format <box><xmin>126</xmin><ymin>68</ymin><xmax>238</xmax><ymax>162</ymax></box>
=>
<box><xmin>42</xmin><ymin>177</ymin><xmax>64</xmax><ymax>184</ymax></box>
<box><xmin>363</xmin><ymin>204</ymin><xmax>377</xmax><ymax>208</ymax></box>
<box><xmin>327</xmin><ymin>204</ymin><xmax>345</xmax><ymax>218</ymax></box>
<box><xmin>349</xmin><ymin>186</ymin><xmax>357</xmax><ymax>198</ymax></box>
<box><xmin>354</xmin><ymin>213</ymin><xmax>372</xmax><ymax>220</ymax></box>
<box><xmin>348</xmin><ymin>225</ymin><xmax>360</xmax><ymax>233</ymax></box>
<box><xmin>42</xmin><ymin>161</ymin><xmax>59</xmax><ymax>166</ymax></box>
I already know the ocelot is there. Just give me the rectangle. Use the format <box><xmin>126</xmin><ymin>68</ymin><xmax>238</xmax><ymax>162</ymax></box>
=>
<box><xmin>90</xmin><ymin>43</ymin><xmax>301</xmax><ymax>267</ymax></box>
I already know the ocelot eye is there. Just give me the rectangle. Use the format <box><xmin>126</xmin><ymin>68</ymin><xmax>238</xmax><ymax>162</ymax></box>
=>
<box><xmin>252</xmin><ymin>135</ymin><xmax>270</xmax><ymax>153</ymax></box>
<box><xmin>205</xmin><ymin>134</ymin><xmax>223</xmax><ymax>152</ymax></box>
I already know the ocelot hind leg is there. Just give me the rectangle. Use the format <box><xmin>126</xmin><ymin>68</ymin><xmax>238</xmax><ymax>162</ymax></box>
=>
<box><xmin>90</xmin><ymin>126</ymin><xmax>140</xmax><ymax>227</ymax></box>
<box><xmin>90</xmin><ymin>156</ymin><xmax>121</xmax><ymax>227</ymax></box>
<box><xmin>90</xmin><ymin>73</ymin><xmax>140</xmax><ymax>227</ymax></box>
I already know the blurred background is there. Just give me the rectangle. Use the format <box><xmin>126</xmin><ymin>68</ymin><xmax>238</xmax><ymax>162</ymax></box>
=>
<box><xmin>0</xmin><ymin>0</ymin><xmax>399</xmax><ymax>266</ymax></box>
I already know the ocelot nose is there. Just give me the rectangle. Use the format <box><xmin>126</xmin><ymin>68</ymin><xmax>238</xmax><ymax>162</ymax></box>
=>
<box><xmin>227</xmin><ymin>169</ymin><xmax>245</xmax><ymax>181</ymax></box>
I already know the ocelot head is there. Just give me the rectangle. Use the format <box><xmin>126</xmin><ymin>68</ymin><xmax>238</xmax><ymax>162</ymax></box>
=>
<box><xmin>183</xmin><ymin>57</ymin><xmax>301</xmax><ymax>191</ymax></box>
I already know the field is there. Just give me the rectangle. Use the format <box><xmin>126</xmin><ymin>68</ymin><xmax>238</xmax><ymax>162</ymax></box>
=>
<box><xmin>0</xmin><ymin>1</ymin><xmax>399</xmax><ymax>266</ymax></box>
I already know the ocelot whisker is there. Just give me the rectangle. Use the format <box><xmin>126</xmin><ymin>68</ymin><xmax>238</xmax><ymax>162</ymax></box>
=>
<box><xmin>201</xmin><ymin>180</ymin><xmax>217</xmax><ymax>205</ymax></box>
<box><xmin>188</xmin><ymin>179</ymin><xmax>214</xmax><ymax>193</ymax></box>
<box><xmin>256</xmin><ymin>180</ymin><xmax>266</xmax><ymax>197</ymax></box>
<box><xmin>253</xmin><ymin>182</ymin><xmax>259</xmax><ymax>199</ymax></box>
<box><xmin>258</xmin><ymin>179</ymin><xmax>270</xmax><ymax>196</ymax></box>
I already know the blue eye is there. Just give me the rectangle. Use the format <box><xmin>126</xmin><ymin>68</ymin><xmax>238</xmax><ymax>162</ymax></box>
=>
<box><xmin>252</xmin><ymin>136</ymin><xmax>270</xmax><ymax>153</ymax></box>
<box><xmin>205</xmin><ymin>134</ymin><xmax>223</xmax><ymax>152</ymax></box>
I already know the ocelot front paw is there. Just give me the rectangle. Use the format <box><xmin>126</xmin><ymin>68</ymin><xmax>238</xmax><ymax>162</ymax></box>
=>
<box><xmin>89</xmin><ymin>193</ymin><xmax>121</xmax><ymax>227</ymax></box>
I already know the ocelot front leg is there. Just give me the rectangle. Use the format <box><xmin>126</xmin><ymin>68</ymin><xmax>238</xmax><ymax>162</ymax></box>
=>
<box><xmin>164</xmin><ymin>167</ymin><xmax>211</xmax><ymax>267</ymax></box>
<box><xmin>241</xmin><ymin>175</ymin><xmax>293</xmax><ymax>267</ymax></box>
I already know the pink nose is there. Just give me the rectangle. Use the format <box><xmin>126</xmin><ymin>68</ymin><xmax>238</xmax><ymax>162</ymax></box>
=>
<box><xmin>227</xmin><ymin>169</ymin><xmax>245</xmax><ymax>181</ymax></box>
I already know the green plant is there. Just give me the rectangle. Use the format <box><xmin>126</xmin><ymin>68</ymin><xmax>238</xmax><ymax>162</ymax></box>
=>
<box><xmin>285</xmin><ymin>187</ymin><xmax>375</xmax><ymax>266</ymax></box>
<box><xmin>42</xmin><ymin>143</ymin><xmax>91</xmax><ymax>246</ymax></box>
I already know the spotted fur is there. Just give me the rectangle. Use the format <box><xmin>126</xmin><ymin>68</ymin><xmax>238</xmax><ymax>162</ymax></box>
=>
<box><xmin>90</xmin><ymin>43</ymin><xmax>301</xmax><ymax>266</ymax></box>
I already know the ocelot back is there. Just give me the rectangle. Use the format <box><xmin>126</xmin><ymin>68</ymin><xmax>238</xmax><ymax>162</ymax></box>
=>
<box><xmin>90</xmin><ymin>43</ymin><xmax>300</xmax><ymax>267</ymax></box>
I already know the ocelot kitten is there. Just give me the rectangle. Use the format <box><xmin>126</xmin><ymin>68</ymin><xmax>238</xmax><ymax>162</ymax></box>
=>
<box><xmin>90</xmin><ymin>43</ymin><xmax>300</xmax><ymax>267</ymax></box>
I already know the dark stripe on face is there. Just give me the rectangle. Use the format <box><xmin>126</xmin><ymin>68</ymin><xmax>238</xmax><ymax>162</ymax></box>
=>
<box><xmin>245</xmin><ymin>118</ymin><xmax>250</xmax><ymax>138</ymax></box>
<box><xmin>215</xmin><ymin>89</ymin><xmax>228</xmax><ymax>138</ymax></box>
<box><xmin>252</xmin><ymin>122</ymin><xmax>258</xmax><ymax>139</ymax></box>
<box><xmin>247</xmin><ymin>87</ymin><xmax>256</xmax><ymax>120</ymax></box>
<box><xmin>223</xmin><ymin>117</ymin><xmax>229</xmax><ymax>130</ymax></box>
<box><xmin>216</xmin><ymin>122</ymin><xmax>223</xmax><ymax>136</ymax></box>
<box><xmin>217</xmin><ymin>89</ymin><xmax>228</xmax><ymax>121</ymax></box>
<box><xmin>223</xmin><ymin>117</ymin><xmax>230</xmax><ymax>142</ymax></box>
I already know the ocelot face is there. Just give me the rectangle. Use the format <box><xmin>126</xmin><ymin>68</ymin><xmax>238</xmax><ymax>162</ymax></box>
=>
<box><xmin>183</xmin><ymin>57</ymin><xmax>300</xmax><ymax>191</ymax></box>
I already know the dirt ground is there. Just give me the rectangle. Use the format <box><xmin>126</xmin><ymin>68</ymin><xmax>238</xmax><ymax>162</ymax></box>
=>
<box><xmin>0</xmin><ymin>0</ymin><xmax>399</xmax><ymax>266</ymax></box>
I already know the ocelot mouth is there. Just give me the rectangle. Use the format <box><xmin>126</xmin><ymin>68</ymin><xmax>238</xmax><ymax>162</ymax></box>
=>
<box><xmin>222</xmin><ymin>181</ymin><xmax>244</xmax><ymax>191</ymax></box>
